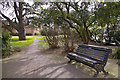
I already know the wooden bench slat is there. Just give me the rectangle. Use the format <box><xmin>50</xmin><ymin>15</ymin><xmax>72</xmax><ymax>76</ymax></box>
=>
<box><xmin>67</xmin><ymin>53</ymin><xmax>103</xmax><ymax>64</ymax></box>
<box><xmin>76</xmin><ymin>49</ymin><xmax>106</xmax><ymax>58</ymax></box>
<box><xmin>76</xmin><ymin>52</ymin><xmax>105</xmax><ymax>61</ymax></box>
<box><xmin>67</xmin><ymin>44</ymin><xmax>112</xmax><ymax>77</ymax></box>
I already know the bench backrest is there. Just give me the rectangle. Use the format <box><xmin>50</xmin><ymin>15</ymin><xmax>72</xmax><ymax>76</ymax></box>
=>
<box><xmin>75</xmin><ymin>44</ymin><xmax>112</xmax><ymax>63</ymax></box>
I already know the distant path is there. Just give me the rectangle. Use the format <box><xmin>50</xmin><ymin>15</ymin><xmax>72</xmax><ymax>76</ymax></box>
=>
<box><xmin>2</xmin><ymin>38</ymin><xmax>90</xmax><ymax>78</ymax></box>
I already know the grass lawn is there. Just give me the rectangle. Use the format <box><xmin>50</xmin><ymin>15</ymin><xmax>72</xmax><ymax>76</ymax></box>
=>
<box><xmin>36</xmin><ymin>36</ymin><xmax>46</xmax><ymax>40</ymax></box>
<box><xmin>11</xmin><ymin>36</ymin><xmax>47</xmax><ymax>48</ymax></box>
<box><xmin>11</xmin><ymin>36</ymin><xmax>34</xmax><ymax>48</ymax></box>
<box><xmin>12</xmin><ymin>36</ymin><xmax>35</xmax><ymax>41</ymax></box>
<box><xmin>38</xmin><ymin>41</ymin><xmax>49</xmax><ymax>49</ymax></box>
<box><xmin>11</xmin><ymin>40</ymin><xmax>34</xmax><ymax>48</ymax></box>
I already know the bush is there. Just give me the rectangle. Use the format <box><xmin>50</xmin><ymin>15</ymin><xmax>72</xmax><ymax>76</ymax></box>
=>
<box><xmin>46</xmin><ymin>29</ymin><xmax>59</xmax><ymax>48</ymax></box>
<box><xmin>60</xmin><ymin>23</ymin><xmax>80</xmax><ymax>53</ymax></box>
<box><xmin>2</xmin><ymin>32</ymin><xmax>12</xmax><ymax>58</ymax></box>
<box><xmin>35</xmin><ymin>33</ymin><xmax>40</xmax><ymax>35</ymax></box>
<box><xmin>61</xmin><ymin>28</ymin><xmax>77</xmax><ymax>53</ymax></box>
<box><xmin>36</xmin><ymin>36</ymin><xmax>46</xmax><ymax>40</ymax></box>
<box><xmin>41</xmin><ymin>28</ymin><xmax>59</xmax><ymax>48</ymax></box>
<box><xmin>115</xmin><ymin>31</ymin><xmax>120</xmax><ymax>40</ymax></box>
<box><xmin>11</xmin><ymin>33</ymin><xmax>18</xmax><ymax>36</ymax></box>
<box><xmin>40</xmin><ymin>29</ymin><xmax>46</xmax><ymax>36</ymax></box>
<box><xmin>26</xmin><ymin>33</ymin><xmax>33</xmax><ymax>36</ymax></box>
<box><xmin>113</xmin><ymin>47</ymin><xmax>120</xmax><ymax>59</ymax></box>
<box><xmin>40</xmin><ymin>28</ymin><xmax>58</xmax><ymax>36</ymax></box>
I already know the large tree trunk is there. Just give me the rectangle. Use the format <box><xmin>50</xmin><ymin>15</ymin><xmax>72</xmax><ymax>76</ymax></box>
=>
<box><xmin>84</xmin><ymin>27</ymin><xmax>90</xmax><ymax>44</ymax></box>
<box><xmin>18</xmin><ymin>2</ymin><xmax>26</xmax><ymax>40</ymax></box>
<box><xmin>18</xmin><ymin>27</ymin><xmax>26</xmax><ymax>40</ymax></box>
<box><xmin>1</xmin><ymin>2</ymin><xmax>27</xmax><ymax>40</ymax></box>
<box><xmin>18</xmin><ymin>20</ymin><xmax>26</xmax><ymax>40</ymax></box>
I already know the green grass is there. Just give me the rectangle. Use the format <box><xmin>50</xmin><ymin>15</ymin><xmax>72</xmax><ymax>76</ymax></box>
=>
<box><xmin>36</xmin><ymin>36</ymin><xmax>46</xmax><ymax>40</ymax></box>
<box><xmin>38</xmin><ymin>41</ymin><xmax>49</xmax><ymax>49</ymax></box>
<box><xmin>12</xmin><ymin>36</ymin><xmax>35</xmax><ymax>41</ymax></box>
<box><xmin>11</xmin><ymin>40</ymin><xmax>33</xmax><ymax>48</ymax></box>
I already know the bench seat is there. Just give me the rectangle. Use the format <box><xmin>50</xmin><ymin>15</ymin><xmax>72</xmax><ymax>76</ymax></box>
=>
<box><xmin>66</xmin><ymin>44</ymin><xmax>112</xmax><ymax>77</ymax></box>
<box><xmin>67</xmin><ymin>53</ymin><xmax>103</xmax><ymax>64</ymax></box>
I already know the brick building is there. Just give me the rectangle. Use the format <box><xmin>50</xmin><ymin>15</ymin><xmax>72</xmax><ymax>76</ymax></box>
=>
<box><xmin>2</xmin><ymin>20</ymin><xmax>43</xmax><ymax>35</ymax></box>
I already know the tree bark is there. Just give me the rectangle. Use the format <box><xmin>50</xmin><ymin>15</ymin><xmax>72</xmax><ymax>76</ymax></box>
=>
<box><xmin>1</xmin><ymin>2</ymin><xmax>26</xmax><ymax>40</ymax></box>
<box><xmin>18</xmin><ymin>27</ymin><xmax>26</xmax><ymax>40</ymax></box>
<box><xmin>18</xmin><ymin>2</ymin><xmax>26</xmax><ymax>40</ymax></box>
<box><xmin>84</xmin><ymin>26</ymin><xmax>90</xmax><ymax>44</ymax></box>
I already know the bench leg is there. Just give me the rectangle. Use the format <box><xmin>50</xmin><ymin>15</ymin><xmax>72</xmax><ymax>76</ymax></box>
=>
<box><xmin>68</xmin><ymin>59</ymin><xmax>72</xmax><ymax>63</ymax></box>
<box><xmin>93</xmin><ymin>71</ymin><xmax>99</xmax><ymax>77</ymax></box>
<box><xmin>102</xmin><ymin>69</ymin><xmax>109</xmax><ymax>75</ymax></box>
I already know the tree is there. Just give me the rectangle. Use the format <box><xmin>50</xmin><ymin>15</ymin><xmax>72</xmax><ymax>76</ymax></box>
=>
<box><xmin>0</xmin><ymin>2</ymin><xmax>34</xmax><ymax>40</ymax></box>
<box><xmin>95</xmin><ymin>2</ymin><xmax>120</xmax><ymax>44</ymax></box>
<box><xmin>2</xmin><ymin>21</ymin><xmax>15</xmax><ymax>35</ymax></box>
<box><xmin>33</xmin><ymin>3</ymin><xmax>63</xmax><ymax>48</ymax></box>
<box><xmin>54</xmin><ymin>2</ymin><xmax>97</xmax><ymax>44</ymax></box>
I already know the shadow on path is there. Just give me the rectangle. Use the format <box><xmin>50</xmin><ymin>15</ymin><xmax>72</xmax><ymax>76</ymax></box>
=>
<box><xmin>2</xmin><ymin>38</ymin><xmax>90</xmax><ymax>78</ymax></box>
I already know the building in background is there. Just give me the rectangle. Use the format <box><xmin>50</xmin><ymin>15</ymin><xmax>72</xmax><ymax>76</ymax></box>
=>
<box><xmin>2</xmin><ymin>20</ymin><xmax>43</xmax><ymax>36</ymax></box>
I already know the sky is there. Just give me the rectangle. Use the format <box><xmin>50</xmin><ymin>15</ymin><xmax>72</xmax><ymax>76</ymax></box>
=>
<box><xmin>0</xmin><ymin>1</ymin><xmax>95</xmax><ymax>21</ymax></box>
<box><xmin>0</xmin><ymin>1</ymin><xmax>50</xmax><ymax>20</ymax></box>
<box><xmin>24</xmin><ymin>0</ymin><xmax>34</xmax><ymax>6</ymax></box>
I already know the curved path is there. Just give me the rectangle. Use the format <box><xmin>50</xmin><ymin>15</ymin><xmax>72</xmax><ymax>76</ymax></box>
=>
<box><xmin>2</xmin><ymin>38</ymin><xmax>90</xmax><ymax>78</ymax></box>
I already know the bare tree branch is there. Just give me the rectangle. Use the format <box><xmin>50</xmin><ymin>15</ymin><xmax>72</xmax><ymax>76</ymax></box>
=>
<box><xmin>56</xmin><ymin>2</ymin><xmax>82</xmax><ymax>27</ymax></box>
<box><xmin>0</xmin><ymin>12</ymin><xmax>18</xmax><ymax>30</ymax></box>
<box><xmin>2</xmin><ymin>22</ymin><xmax>14</xmax><ymax>35</ymax></box>
<box><xmin>14</xmin><ymin>2</ymin><xmax>20</xmax><ymax>22</ymax></box>
<box><xmin>18</xmin><ymin>2</ymin><xmax>23</xmax><ymax>23</ymax></box>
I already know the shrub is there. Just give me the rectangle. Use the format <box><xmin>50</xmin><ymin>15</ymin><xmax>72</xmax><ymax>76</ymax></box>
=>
<box><xmin>60</xmin><ymin>23</ymin><xmax>79</xmax><ymax>53</ymax></box>
<box><xmin>41</xmin><ymin>28</ymin><xmax>59</xmax><ymax>48</ymax></box>
<box><xmin>36</xmin><ymin>36</ymin><xmax>46</xmax><ymax>40</ymax></box>
<box><xmin>35</xmin><ymin>33</ymin><xmax>40</xmax><ymax>35</ymax></box>
<box><xmin>26</xmin><ymin>33</ymin><xmax>33</xmax><ymax>36</ymax></box>
<box><xmin>115</xmin><ymin>31</ymin><xmax>120</xmax><ymax>41</ymax></box>
<box><xmin>40</xmin><ymin>28</ymin><xmax>58</xmax><ymax>36</ymax></box>
<box><xmin>113</xmin><ymin>47</ymin><xmax>120</xmax><ymax>59</ymax></box>
<box><xmin>45</xmin><ymin>28</ymin><xmax>59</xmax><ymax>48</ymax></box>
<box><xmin>40</xmin><ymin>29</ymin><xmax>46</xmax><ymax>36</ymax></box>
<box><xmin>2</xmin><ymin>32</ymin><xmax>12</xmax><ymax>58</ymax></box>
<box><xmin>11</xmin><ymin>33</ymin><xmax>18</xmax><ymax>36</ymax></box>
<box><xmin>61</xmin><ymin>28</ymin><xmax>76</xmax><ymax>53</ymax></box>
<box><xmin>34</xmin><ymin>33</ymin><xmax>37</xmax><ymax>35</ymax></box>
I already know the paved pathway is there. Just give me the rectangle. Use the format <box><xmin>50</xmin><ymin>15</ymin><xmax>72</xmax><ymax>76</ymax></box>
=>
<box><xmin>2</xmin><ymin>38</ymin><xmax>90</xmax><ymax>78</ymax></box>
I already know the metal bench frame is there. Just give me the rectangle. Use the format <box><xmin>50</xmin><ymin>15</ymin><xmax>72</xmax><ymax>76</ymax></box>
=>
<box><xmin>67</xmin><ymin>44</ymin><xmax>112</xmax><ymax>77</ymax></box>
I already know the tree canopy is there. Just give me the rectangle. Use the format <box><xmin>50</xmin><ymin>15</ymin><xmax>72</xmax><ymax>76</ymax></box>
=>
<box><xmin>1</xmin><ymin>1</ymin><xmax>120</xmax><ymax>43</ymax></box>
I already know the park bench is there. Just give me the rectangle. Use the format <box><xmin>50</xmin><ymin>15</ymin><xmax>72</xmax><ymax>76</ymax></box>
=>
<box><xmin>66</xmin><ymin>44</ymin><xmax>112</xmax><ymax>77</ymax></box>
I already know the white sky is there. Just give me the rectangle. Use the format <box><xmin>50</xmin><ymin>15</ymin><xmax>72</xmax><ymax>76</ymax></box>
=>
<box><xmin>24</xmin><ymin>0</ymin><xmax>34</xmax><ymax>6</ymax></box>
<box><xmin>0</xmin><ymin>1</ymin><xmax>94</xmax><ymax>20</ymax></box>
<box><xmin>0</xmin><ymin>1</ymin><xmax>49</xmax><ymax>20</ymax></box>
